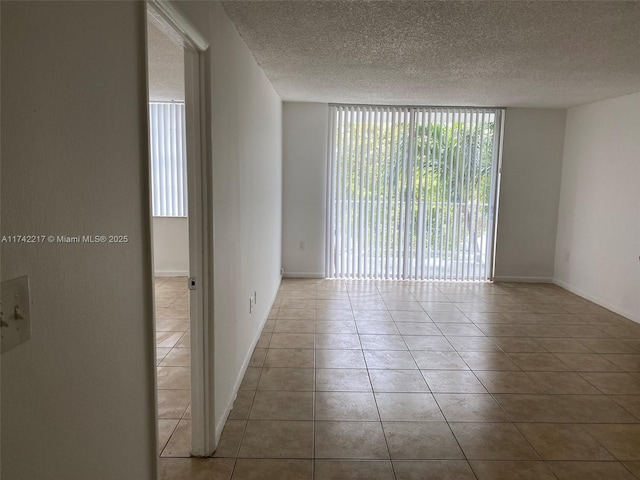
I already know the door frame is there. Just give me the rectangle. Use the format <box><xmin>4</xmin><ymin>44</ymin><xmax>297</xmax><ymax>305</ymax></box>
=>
<box><xmin>146</xmin><ymin>0</ymin><xmax>215</xmax><ymax>457</ymax></box>
<box><xmin>487</xmin><ymin>109</ymin><xmax>505</xmax><ymax>281</ymax></box>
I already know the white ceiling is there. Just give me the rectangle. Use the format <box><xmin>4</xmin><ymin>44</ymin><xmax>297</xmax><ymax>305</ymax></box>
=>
<box><xmin>221</xmin><ymin>1</ymin><xmax>640</xmax><ymax>108</ymax></box>
<box><xmin>147</xmin><ymin>20</ymin><xmax>184</xmax><ymax>102</ymax></box>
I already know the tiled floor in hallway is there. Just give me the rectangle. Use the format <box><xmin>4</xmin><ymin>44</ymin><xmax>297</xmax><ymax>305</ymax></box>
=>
<box><xmin>155</xmin><ymin>277</ymin><xmax>192</xmax><ymax>458</ymax></box>
<box><xmin>159</xmin><ymin>278</ymin><xmax>640</xmax><ymax>479</ymax></box>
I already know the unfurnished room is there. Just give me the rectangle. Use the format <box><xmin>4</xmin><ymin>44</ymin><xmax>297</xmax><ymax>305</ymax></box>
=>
<box><xmin>1</xmin><ymin>1</ymin><xmax>639</xmax><ymax>480</ymax></box>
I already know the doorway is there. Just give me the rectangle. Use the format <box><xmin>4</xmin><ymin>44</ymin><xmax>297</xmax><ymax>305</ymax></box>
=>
<box><xmin>147</xmin><ymin>12</ymin><xmax>192</xmax><ymax>460</ymax></box>
<box><xmin>145</xmin><ymin>1</ymin><xmax>213</xmax><ymax>460</ymax></box>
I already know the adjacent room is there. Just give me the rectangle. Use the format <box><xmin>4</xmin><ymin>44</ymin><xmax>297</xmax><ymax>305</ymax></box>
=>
<box><xmin>146</xmin><ymin>17</ymin><xmax>193</xmax><ymax>458</ymax></box>
<box><xmin>1</xmin><ymin>1</ymin><xmax>639</xmax><ymax>480</ymax></box>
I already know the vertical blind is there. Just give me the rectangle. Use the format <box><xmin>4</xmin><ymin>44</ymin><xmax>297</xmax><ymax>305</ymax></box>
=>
<box><xmin>326</xmin><ymin>105</ymin><xmax>503</xmax><ymax>281</ymax></box>
<box><xmin>149</xmin><ymin>102</ymin><xmax>188</xmax><ymax>217</ymax></box>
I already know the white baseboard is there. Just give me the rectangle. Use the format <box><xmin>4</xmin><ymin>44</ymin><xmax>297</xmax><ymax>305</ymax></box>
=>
<box><xmin>283</xmin><ymin>272</ymin><xmax>324</xmax><ymax>279</ymax></box>
<box><xmin>214</xmin><ymin>280</ymin><xmax>281</xmax><ymax>444</ymax></box>
<box><xmin>553</xmin><ymin>278</ymin><xmax>639</xmax><ymax>324</ymax></box>
<box><xmin>493</xmin><ymin>276</ymin><xmax>554</xmax><ymax>283</ymax></box>
<box><xmin>154</xmin><ymin>270</ymin><xmax>189</xmax><ymax>277</ymax></box>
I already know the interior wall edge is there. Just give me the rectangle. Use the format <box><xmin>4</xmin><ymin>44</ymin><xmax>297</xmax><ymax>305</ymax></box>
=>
<box><xmin>493</xmin><ymin>276</ymin><xmax>554</xmax><ymax>284</ymax></box>
<box><xmin>214</xmin><ymin>281</ymin><xmax>281</xmax><ymax>443</ymax></box>
<box><xmin>282</xmin><ymin>272</ymin><xmax>325</xmax><ymax>279</ymax></box>
<box><xmin>553</xmin><ymin>92</ymin><xmax>640</xmax><ymax>328</ymax></box>
<box><xmin>554</xmin><ymin>278</ymin><xmax>640</xmax><ymax>324</ymax></box>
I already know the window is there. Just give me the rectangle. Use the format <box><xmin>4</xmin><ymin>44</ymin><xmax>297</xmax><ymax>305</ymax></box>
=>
<box><xmin>149</xmin><ymin>102</ymin><xmax>187</xmax><ymax>217</ymax></box>
<box><xmin>326</xmin><ymin>105</ymin><xmax>503</xmax><ymax>281</ymax></box>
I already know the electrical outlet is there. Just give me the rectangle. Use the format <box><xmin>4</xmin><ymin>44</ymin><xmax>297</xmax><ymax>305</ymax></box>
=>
<box><xmin>299</xmin><ymin>241</ymin><xmax>305</xmax><ymax>251</ymax></box>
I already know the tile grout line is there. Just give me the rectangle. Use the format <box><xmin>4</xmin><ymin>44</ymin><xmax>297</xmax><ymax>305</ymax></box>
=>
<box><xmin>312</xmin><ymin>280</ymin><xmax>318</xmax><ymax>480</ymax></box>
<box><xmin>364</xmin><ymin>281</ymin><xmax>397</xmax><ymax>479</ymax></box>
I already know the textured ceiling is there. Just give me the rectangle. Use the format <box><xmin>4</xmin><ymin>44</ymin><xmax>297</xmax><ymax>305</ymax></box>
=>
<box><xmin>221</xmin><ymin>1</ymin><xmax>640</xmax><ymax>107</ymax></box>
<box><xmin>147</xmin><ymin>20</ymin><xmax>184</xmax><ymax>102</ymax></box>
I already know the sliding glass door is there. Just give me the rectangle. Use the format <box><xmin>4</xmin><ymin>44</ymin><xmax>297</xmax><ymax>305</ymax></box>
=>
<box><xmin>326</xmin><ymin>105</ymin><xmax>504</xmax><ymax>281</ymax></box>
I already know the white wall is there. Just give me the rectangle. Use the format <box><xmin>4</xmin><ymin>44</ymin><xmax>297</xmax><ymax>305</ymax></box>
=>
<box><xmin>173</xmin><ymin>1</ymin><xmax>283</xmax><ymax>441</ymax></box>
<box><xmin>1</xmin><ymin>2</ymin><xmax>156</xmax><ymax>479</ymax></box>
<box><xmin>555</xmin><ymin>92</ymin><xmax>640</xmax><ymax>322</ymax></box>
<box><xmin>282</xmin><ymin>102</ymin><xmax>328</xmax><ymax>277</ymax></box>
<box><xmin>153</xmin><ymin>217</ymin><xmax>189</xmax><ymax>276</ymax></box>
<box><xmin>494</xmin><ymin>108</ymin><xmax>567</xmax><ymax>282</ymax></box>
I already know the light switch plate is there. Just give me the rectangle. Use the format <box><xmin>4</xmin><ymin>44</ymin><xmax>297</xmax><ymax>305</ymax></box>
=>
<box><xmin>1</xmin><ymin>275</ymin><xmax>32</xmax><ymax>354</ymax></box>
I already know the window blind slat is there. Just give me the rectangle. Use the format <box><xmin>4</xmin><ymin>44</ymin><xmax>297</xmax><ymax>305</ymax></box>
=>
<box><xmin>373</xmin><ymin>109</ymin><xmax>383</xmax><ymax>279</ymax></box>
<box><xmin>435</xmin><ymin>109</ymin><xmax>444</xmax><ymax>279</ymax></box>
<box><xmin>454</xmin><ymin>109</ymin><xmax>463</xmax><ymax>280</ymax></box>
<box><xmin>151</xmin><ymin>106</ymin><xmax>161</xmax><ymax>216</ymax></box>
<box><xmin>356</xmin><ymin>108</ymin><xmax>365</xmax><ymax>277</ymax></box>
<box><xmin>385</xmin><ymin>111</ymin><xmax>395</xmax><ymax>279</ymax></box>
<box><xmin>404</xmin><ymin>110</ymin><xmax>415</xmax><ymax>279</ymax></box>
<box><xmin>362</xmin><ymin>109</ymin><xmax>371</xmax><ymax>278</ymax></box>
<box><xmin>422</xmin><ymin>110</ymin><xmax>433</xmax><ymax>280</ymax></box>
<box><xmin>459</xmin><ymin>111</ymin><xmax>468</xmax><ymax>280</ymax></box>
<box><xmin>341</xmin><ymin>108</ymin><xmax>348</xmax><ymax>276</ymax></box>
<box><xmin>470</xmin><ymin>111</ymin><xmax>479</xmax><ymax>281</ymax></box>
<box><xmin>369</xmin><ymin>110</ymin><xmax>376</xmax><ymax>279</ymax></box>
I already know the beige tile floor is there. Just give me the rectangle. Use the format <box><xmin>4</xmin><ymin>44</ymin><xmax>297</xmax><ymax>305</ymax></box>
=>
<box><xmin>159</xmin><ymin>278</ymin><xmax>640</xmax><ymax>480</ymax></box>
<box><xmin>155</xmin><ymin>277</ymin><xmax>191</xmax><ymax>458</ymax></box>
